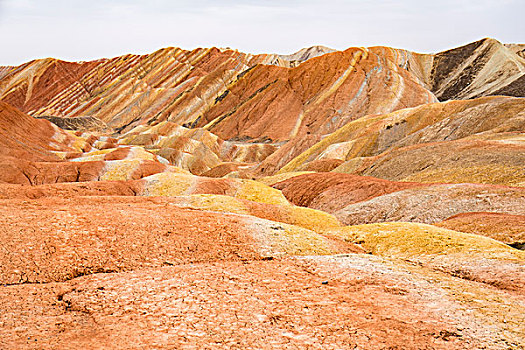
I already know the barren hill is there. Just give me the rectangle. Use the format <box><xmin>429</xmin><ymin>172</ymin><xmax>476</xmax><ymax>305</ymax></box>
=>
<box><xmin>1</xmin><ymin>39</ymin><xmax>525</xmax><ymax>349</ymax></box>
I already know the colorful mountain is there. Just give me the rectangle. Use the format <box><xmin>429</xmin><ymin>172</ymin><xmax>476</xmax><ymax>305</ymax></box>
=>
<box><xmin>1</xmin><ymin>39</ymin><xmax>525</xmax><ymax>349</ymax></box>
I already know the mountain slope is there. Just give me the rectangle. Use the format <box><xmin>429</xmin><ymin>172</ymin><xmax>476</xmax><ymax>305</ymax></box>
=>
<box><xmin>278</xmin><ymin>96</ymin><xmax>525</xmax><ymax>184</ymax></box>
<box><xmin>411</xmin><ymin>38</ymin><xmax>525</xmax><ymax>100</ymax></box>
<box><xmin>1</xmin><ymin>40</ymin><xmax>525</xmax><ymax>349</ymax></box>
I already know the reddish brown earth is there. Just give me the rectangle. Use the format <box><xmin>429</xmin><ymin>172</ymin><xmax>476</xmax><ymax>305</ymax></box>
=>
<box><xmin>335</xmin><ymin>183</ymin><xmax>525</xmax><ymax>226</ymax></box>
<box><xmin>273</xmin><ymin>173</ymin><xmax>429</xmax><ymax>213</ymax></box>
<box><xmin>0</xmin><ymin>196</ymin><xmax>268</xmax><ymax>284</ymax></box>
<box><xmin>0</xmin><ymin>103</ymin><xmax>181</xmax><ymax>185</ymax></box>
<box><xmin>0</xmin><ymin>101</ymin><xmax>81</xmax><ymax>162</ymax></box>
<box><xmin>194</xmin><ymin>47</ymin><xmax>436</xmax><ymax>142</ymax></box>
<box><xmin>1</xmin><ymin>160</ymin><xmax>105</xmax><ymax>185</ymax></box>
<box><xmin>1</xmin><ymin>256</ymin><xmax>523</xmax><ymax>349</ymax></box>
<box><xmin>436</xmin><ymin>212</ymin><xmax>525</xmax><ymax>249</ymax></box>
<box><xmin>1</xmin><ymin>40</ymin><xmax>525</xmax><ymax>349</ymax></box>
<box><xmin>0</xmin><ymin>58</ymin><xmax>100</xmax><ymax>113</ymax></box>
<box><xmin>0</xmin><ymin>181</ymin><xmax>139</xmax><ymax>199</ymax></box>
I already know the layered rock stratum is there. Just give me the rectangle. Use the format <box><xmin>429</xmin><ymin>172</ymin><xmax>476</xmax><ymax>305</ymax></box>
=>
<box><xmin>1</xmin><ymin>38</ymin><xmax>525</xmax><ymax>349</ymax></box>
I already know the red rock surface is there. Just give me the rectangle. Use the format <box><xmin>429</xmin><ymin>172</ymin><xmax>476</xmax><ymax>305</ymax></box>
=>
<box><xmin>195</xmin><ymin>47</ymin><xmax>436</xmax><ymax>142</ymax></box>
<box><xmin>0</xmin><ymin>196</ymin><xmax>277</xmax><ymax>284</ymax></box>
<box><xmin>0</xmin><ymin>181</ymin><xmax>140</xmax><ymax>199</ymax></box>
<box><xmin>2</xmin><ymin>256</ymin><xmax>524</xmax><ymax>349</ymax></box>
<box><xmin>435</xmin><ymin>212</ymin><xmax>525</xmax><ymax>248</ymax></box>
<box><xmin>335</xmin><ymin>183</ymin><xmax>525</xmax><ymax>226</ymax></box>
<box><xmin>0</xmin><ymin>101</ymin><xmax>81</xmax><ymax>162</ymax></box>
<box><xmin>1</xmin><ymin>40</ymin><xmax>525</xmax><ymax>349</ymax></box>
<box><xmin>0</xmin><ymin>58</ymin><xmax>100</xmax><ymax>113</ymax></box>
<box><xmin>273</xmin><ymin>173</ymin><xmax>428</xmax><ymax>213</ymax></box>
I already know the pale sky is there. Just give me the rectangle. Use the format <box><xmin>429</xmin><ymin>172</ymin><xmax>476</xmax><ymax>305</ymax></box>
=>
<box><xmin>0</xmin><ymin>0</ymin><xmax>523</xmax><ymax>65</ymax></box>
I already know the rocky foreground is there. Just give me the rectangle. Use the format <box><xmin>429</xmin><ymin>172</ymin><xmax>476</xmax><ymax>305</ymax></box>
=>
<box><xmin>1</xmin><ymin>39</ymin><xmax>524</xmax><ymax>349</ymax></box>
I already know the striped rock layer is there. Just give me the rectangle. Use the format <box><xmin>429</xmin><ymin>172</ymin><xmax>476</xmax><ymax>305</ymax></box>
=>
<box><xmin>1</xmin><ymin>40</ymin><xmax>525</xmax><ymax>349</ymax></box>
<box><xmin>280</xmin><ymin>96</ymin><xmax>525</xmax><ymax>185</ymax></box>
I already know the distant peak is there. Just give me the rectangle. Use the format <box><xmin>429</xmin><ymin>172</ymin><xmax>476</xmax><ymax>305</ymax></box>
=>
<box><xmin>279</xmin><ymin>46</ymin><xmax>336</xmax><ymax>64</ymax></box>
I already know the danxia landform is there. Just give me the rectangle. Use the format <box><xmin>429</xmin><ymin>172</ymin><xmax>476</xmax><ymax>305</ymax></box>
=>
<box><xmin>1</xmin><ymin>38</ymin><xmax>524</xmax><ymax>349</ymax></box>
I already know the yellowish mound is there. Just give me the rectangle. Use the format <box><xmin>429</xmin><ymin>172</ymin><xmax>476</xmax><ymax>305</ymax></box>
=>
<box><xmin>401</xmin><ymin>165</ymin><xmax>525</xmax><ymax>187</ymax></box>
<box><xmin>257</xmin><ymin>171</ymin><xmax>315</xmax><ymax>186</ymax></box>
<box><xmin>100</xmin><ymin>160</ymin><xmax>144</xmax><ymax>181</ymax></box>
<box><xmin>235</xmin><ymin>179</ymin><xmax>291</xmax><ymax>205</ymax></box>
<box><xmin>141</xmin><ymin>173</ymin><xmax>290</xmax><ymax>206</ymax></box>
<box><xmin>249</xmin><ymin>220</ymin><xmax>337</xmax><ymax>257</ymax></box>
<box><xmin>169</xmin><ymin>194</ymin><xmax>341</xmax><ymax>232</ymax></box>
<box><xmin>330</xmin><ymin>222</ymin><xmax>524</xmax><ymax>261</ymax></box>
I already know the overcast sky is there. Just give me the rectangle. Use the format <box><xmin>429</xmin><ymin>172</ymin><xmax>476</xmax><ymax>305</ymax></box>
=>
<box><xmin>0</xmin><ymin>0</ymin><xmax>523</xmax><ymax>65</ymax></box>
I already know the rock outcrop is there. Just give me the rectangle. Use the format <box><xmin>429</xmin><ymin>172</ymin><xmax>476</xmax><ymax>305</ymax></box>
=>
<box><xmin>335</xmin><ymin>183</ymin><xmax>525</xmax><ymax>225</ymax></box>
<box><xmin>1</xmin><ymin>39</ymin><xmax>525</xmax><ymax>349</ymax></box>
<box><xmin>273</xmin><ymin>172</ymin><xmax>428</xmax><ymax>213</ymax></box>
<box><xmin>435</xmin><ymin>212</ymin><xmax>525</xmax><ymax>249</ymax></box>
<box><xmin>279</xmin><ymin>96</ymin><xmax>525</xmax><ymax>185</ymax></box>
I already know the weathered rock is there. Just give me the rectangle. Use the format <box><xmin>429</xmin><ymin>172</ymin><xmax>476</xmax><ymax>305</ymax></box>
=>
<box><xmin>330</xmin><ymin>222</ymin><xmax>525</xmax><ymax>293</ymax></box>
<box><xmin>167</xmin><ymin>194</ymin><xmax>343</xmax><ymax>233</ymax></box>
<box><xmin>336</xmin><ymin>183</ymin><xmax>525</xmax><ymax>225</ymax></box>
<box><xmin>139</xmin><ymin>172</ymin><xmax>290</xmax><ymax>205</ymax></box>
<box><xmin>1</xmin><ymin>255</ymin><xmax>523</xmax><ymax>349</ymax></box>
<box><xmin>423</xmin><ymin>38</ymin><xmax>525</xmax><ymax>100</ymax></box>
<box><xmin>435</xmin><ymin>212</ymin><xmax>525</xmax><ymax>249</ymax></box>
<box><xmin>0</xmin><ymin>196</ymin><xmax>352</xmax><ymax>285</ymax></box>
<box><xmin>120</xmin><ymin>121</ymin><xmax>277</xmax><ymax>174</ymax></box>
<box><xmin>0</xmin><ymin>101</ymin><xmax>87</xmax><ymax>162</ymax></box>
<box><xmin>273</xmin><ymin>173</ymin><xmax>428</xmax><ymax>213</ymax></box>
<box><xmin>279</xmin><ymin>96</ymin><xmax>525</xmax><ymax>182</ymax></box>
<box><xmin>1</xmin><ymin>40</ymin><xmax>525</xmax><ymax>349</ymax></box>
<box><xmin>358</xmin><ymin>139</ymin><xmax>525</xmax><ymax>186</ymax></box>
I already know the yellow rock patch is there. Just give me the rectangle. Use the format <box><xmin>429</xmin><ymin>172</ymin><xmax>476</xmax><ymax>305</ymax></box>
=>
<box><xmin>235</xmin><ymin>179</ymin><xmax>290</xmax><ymax>205</ymax></box>
<box><xmin>401</xmin><ymin>165</ymin><xmax>525</xmax><ymax>187</ymax></box>
<box><xmin>140</xmin><ymin>173</ymin><xmax>288</xmax><ymax>206</ymax></box>
<box><xmin>330</xmin><ymin>222</ymin><xmax>525</xmax><ymax>261</ymax></box>
<box><xmin>248</xmin><ymin>220</ymin><xmax>337</xmax><ymax>257</ymax></box>
<box><xmin>172</xmin><ymin>194</ymin><xmax>250</xmax><ymax>215</ymax></box>
<box><xmin>141</xmin><ymin>173</ymin><xmax>197</xmax><ymax>196</ymax></box>
<box><xmin>286</xmin><ymin>205</ymin><xmax>341</xmax><ymax>232</ymax></box>
<box><xmin>169</xmin><ymin>194</ymin><xmax>341</xmax><ymax>233</ymax></box>
<box><xmin>257</xmin><ymin>171</ymin><xmax>315</xmax><ymax>186</ymax></box>
<box><xmin>100</xmin><ymin>160</ymin><xmax>143</xmax><ymax>181</ymax></box>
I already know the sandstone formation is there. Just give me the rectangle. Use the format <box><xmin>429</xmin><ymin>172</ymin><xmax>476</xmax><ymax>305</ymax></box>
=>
<box><xmin>0</xmin><ymin>46</ymin><xmax>436</xmax><ymax>139</ymax></box>
<box><xmin>335</xmin><ymin>183</ymin><xmax>525</xmax><ymax>225</ymax></box>
<box><xmin>1</xmin><ymin>39</ymin><xmax>525</xmax><ymax>349</ymax></box>
<box><xmin>280</xmin><ymin>96</ymin><xmax>525</xmax><ymax>185</ymax></box>
<box><xmin>330</xmin><ymin>222</ymin><xmax>525</xmax><ymax>293</ymax></box>
<box><xmin>3</xmin><ymin>39</ymin><xmax>523</xmax><ymax>180</ymax></box>
<box><xmin>408</xmin><ymin>38</ymin><xmax>525</xmax><ymax>100</ymax></box>
<box><xmin>0</xmin><ymin>101</ymin><xmax>86</xmax><ymax>162</ymax></box>
<box><xmin>274</xmin><ymin>173</ymin><xmax>525</xmax><ymax>250</ymax></box>
<box><xmin>273</xmin><ymin>172</ymin><xmax>428</xmax><ymax>213</ymax></box>
<box><xmin>436</xmin><ymin>212</ymin><xmax>525</xmax><ymax>249</ymax></box>
<box><xmin>119</xmin><ymin>121</ymin><xmax>278</xmax><ymax>175</ymax></box>
<box><xmin>278</xmin><ymin>45</ymin><xmax>336</xmax><ymax>66</ymax></box>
